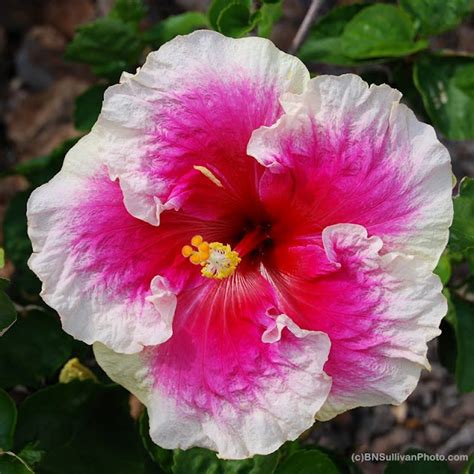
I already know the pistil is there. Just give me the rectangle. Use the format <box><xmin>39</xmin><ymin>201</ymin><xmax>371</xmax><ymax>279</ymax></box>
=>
<box><xmin>181</xmin><ymin>227</ymin><xmax>269</xmax><ymax>280</ymax></box>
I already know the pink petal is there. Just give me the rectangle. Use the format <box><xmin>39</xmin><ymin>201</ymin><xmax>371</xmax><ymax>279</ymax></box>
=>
<box><xmin>94</xmin><ymin>269</ymin><xmax>332</xmax><ymax>459</ymax></box>
<box><xmin>264</xmin><ymin>223</ymin><xmax>446</xmax><ymax>419</ymax></box>
<box><xmin>248</xmin><ymin>74</ymin><xmax>453</xmax><ymax>269</ymax></box>
<box><xmin>97</xmin><ymin>30</ymin><xmax>309</xmax><ymax>225</ymax></box>
<box><xmin>28</xmin><ymin>133</ymin><xmax>200</xmax><ymax>353</ymax></box>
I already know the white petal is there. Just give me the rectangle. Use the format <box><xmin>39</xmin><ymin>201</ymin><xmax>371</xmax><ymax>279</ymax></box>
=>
<box><xmin>96</xmin><ymin>30</ymin><xmax>310</xmax><ymax>225</ymax></box>
<box><xmin>316</xmin><ymin>223</ymin><xmax>446</xmax><ymax>420</ymax></box>
<box><xmin>248</xmin><ymin>74</ymin><xmax>452</xmax><ymax>269</ymax></box>
<box><xmin>94</xmin><ymin>316</ymin><xmax>332</xmax><ymax>459</ymax></box>
<box><xmin>27</xmin><ymin>130</ymin><xmax>176</xmax><ymax>353</ymax></box>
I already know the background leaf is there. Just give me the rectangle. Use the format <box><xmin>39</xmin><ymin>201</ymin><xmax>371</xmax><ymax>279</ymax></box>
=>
<box><xmin>14</xmin><ymin>382</ymin><xmax>157</xmax><ymax>474</ymax></box>
<box><xmin>216</xmin><ymin>2</ymin><xmax>256</xmax><ymax>38</ymax></box>
<box><xmin>74</xmin><ymin>85</ymin><xmax>107</xmax><ymax>132</ymax></box>
<box><xmin>0</xmin><ymin>310</ymin><xmax>73</xmax><ymax>389</ymax></box>
<box><xmin>450</xmin><ymin>177</ymin><xmax>474</xmax><ymax>252</ymax></box>
<box><xmin>438</xmin><ymin>317</ymin><xmax>458</xmax><ymax>375</ymax></box>
<box><xmin>3</xmin><ymin>191</ymin><xmax>40</xmax><ymax>297</ymax></box>
<box><xmin>139</xmin><ymin>412</ymin><xmax>174</xmax><ymax>472</ymax></box>
<box><xmin>3</xmin><ymin>139</ymin><xmax>78</xmax><ymax>300</ymax></box>
<box><xmin>65</xmin><ymin>18</ymin><xmax>143</xmax><ymax>80</ymax></box>
<box><xmin>109</xmin><ymin>0</ymin><xmax>147</xmax><ymax>26</ymax></box>
<box><xmin>400</xmin><ymin>0</ymin><xmax>472</xmax><ymax>36</ymax></box>
<box><xmin>298</xmin><ymin>4</ymin><xmax>368</xmax><ymax>65</ymax></box>
<box><xmin>0</xmin><ymin>389</ymin><xmax>17</xmax><ymax>451</ymax></box>
<box><xmin>143</xmin><ymin>12</ymin><xmax>209</xmax><ymax>48</ymax></box>
<box><xmin>275</xmin><ymin>449</ymin><xmax>339</xmax><ymax>474</ymax></box>
<box><xmin>208</xmin><ymin>0</ymin><xmax>250</xmax><ymax>31</ymax></box>
<box><xmin>10</xmin><ymin>138</ymin><xmax>79</xmax><ymax>189</ymax></box>
<box><xmin>452</xmin><ymin>297</ymin><xmax>474</xmax><ymax>392</ymax></box>
<box><xmin>340</xmin><ymin>4</ymin><xmax>427</xmax><ymax>59</ymax></box>
<box><xmin>0</xmin><ymin>454</ymin><xmax>32</xmax><ymax>474</ymax></box>
<box><xmin>0</xmin><ymin>280</ymin><xmax>17</xmax><ymax>336</ymax></box>
<box><xmin>414</xmin><ymin>54</ymin><xmax>474</xmax><ymax>140</ymax></box>
<box><xmin>434</xmin><ymin>253</ymin><xmax>452</xmax><ymax>285</ymax></box>
<box><xmin>139</xmin><ymin>411</ymin><xmax>280</xmax><ymax>474</ymax></box>
<box><xmin>257</xmin><ymin>2</ymin><xmax>282</xmax><ymax>39</ymax></box>
<box><xmin>463</xmin><ymin>454</ymin><xmax>474</xmax><ymax>474</ymax></box>
<box><xmin>172</xmin><ymin>448</ymin><xmax>280</xmax><ymax>474</ymax></box>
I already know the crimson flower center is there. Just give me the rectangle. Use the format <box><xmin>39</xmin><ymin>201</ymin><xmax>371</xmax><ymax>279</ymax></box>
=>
<box><xmin>181</xmin><ymin>225</ymin><xmax>271</xmax><ymax>280</ymax></box>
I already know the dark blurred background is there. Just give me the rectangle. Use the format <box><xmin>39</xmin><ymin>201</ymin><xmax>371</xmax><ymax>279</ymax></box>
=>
<box><xmin>0</xmin><ymin>1</ymin><xmax>473</xmax><ymax>473</ymax></box>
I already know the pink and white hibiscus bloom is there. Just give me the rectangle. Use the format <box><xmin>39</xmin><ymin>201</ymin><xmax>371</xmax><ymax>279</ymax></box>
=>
<box><xmin>27</xmin><ymin>31</ymin><xmax>452</xmax><ymax>459</ymax></box>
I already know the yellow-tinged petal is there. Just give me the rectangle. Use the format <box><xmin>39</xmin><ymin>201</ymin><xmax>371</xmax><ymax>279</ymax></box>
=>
<box><xmin>59</xmin><ymin>358</ymin><xmax>97</xmax><ymax>384</ymax></box>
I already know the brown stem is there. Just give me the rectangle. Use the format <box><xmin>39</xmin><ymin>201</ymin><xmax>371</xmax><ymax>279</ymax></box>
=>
<box><xmin>289</xmin><ymin>0</ymin><xmax>324</xmax><ymax>55</ymax></box>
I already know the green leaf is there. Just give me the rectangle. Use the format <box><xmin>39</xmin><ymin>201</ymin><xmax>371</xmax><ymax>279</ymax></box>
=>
<box><xmin>3</xmin><ymin>137</ymin><xmax>77</xmax><ymax>299</ymax></box>
<box><xmin>208</xmin><ymin>0</ymin><xmax>251</xmax><ymax>31</ymax></box>
<box><xmin>172</xmin><ymin>447</ymin><xmax>280</xmax><ymax>474</ymax></box>
<box><xmin>109</xmin><ymin>0</ymin><xmax>147</xmax><ymax>26</ymax></box>
<box><xmin>316</xmin><ymin>447</ymin><xmax>362</xmax><ymax>474</ymax></box>
<box><xmin>450</xmin><ymin>178</ymin><xmax>474</xmax><ymax>252</ymax></box>
<box><xmin>463</xmin><ymin>454</ymin><xmax>474</xmax><ymax>474</ymax></box>
<box><xmin>257</xmin><ymin>2</ymin><xmax>282</xmax><ymax>38</ymax></box>
<box><xmin>298</xmin><ymin>4</ymin><xmax>368</xmax><ymax>65</ymax></box>
<box><xmin>15</xmin><ymin>382</ymin><xmax>155</xmax><ymax>474</ymax></box>
<box><xmin>392</xmin><ymin>61</ymin><xmax>428</xmax><ymax>120</ymax></box>
<box><xmin>0</xmin><ymin>453</ymin><xmax>32</xmax><ymax>474</ymax></box>
<box><xmin>0</xmin><ymin>389</ymin><xmax>16</xmax><ymax>451</ymax></box>
<box><xmin>143</xmin><ymin>12</ymin><xmax>209</xmax><ymax>48</ymax></box>
<box><xmin>74</xmin><ymin>85</ymin><xmax>107</xmax><ymax>132</ymax></box>
<box><xmin>438</xmin><ymin>318</ymin><xmax>457</xmax><ymax>374</ymax></box>
<box><xmin>275</xmin><ymin>449</ymin><xmax>339</xmax><ymax>474</ymax></box>
<box><xmin>140</xmin><ymin>411</ymin><xmax>279</xmax><ymax>474</ymax></box>
<box><xmin>452</xmin><ymin>297</ymin><xmax>474</xmax><ymax>392</ymax></box>
<box><xmin>217</xmin><ymin>2</ymin><xmax>256</xmax><ymax>38</ymax></box>
<box><xmin>66</xmin><ymin>17</ymin><xmax>143</xmax><ymax>80</ymax></box>
<box><xmin>3</xmin><ymin>191</ymin><xmax>40</xmax><ymax>297</ymax></box>
<box><xmin>0</xmin><ymin>280</ymin><xmax>16</xmax><ymax>337</ymax></box>
<box><xmin>139</xmin><ymin>412</ymin><xmax>173</xmax><ymax>472</ymax></box>
<box><xmin>414</xmin><ymin>54</ymin><xmax>474</xmax><ymax>140</ymax></box>
<box><xmin>340</xmin><ymin>4</ymin><xmax>427</xmax><ymax>59</ymax></box>
<box><xmin>400</xmin><ymin>0</ymin><xmax>472</xmax><ymax>36</ymax></box>
<box><xmin>434</xmin><ymin>252</ymin><xmax>452</xmax><ymax>285</ymax></box>
<box><xmin>0</xmin><ymin>310</ymin><xmax>73</xmax><ymax>389</ymax></box>
<box><xmin>385</xmin><ymin>448</ymin><xmax>453</xmax><ymax>473</ymax></box>
<box><xmin>10</xmin><ymin>138</ymin><xmax>79</xmax><ymax>188</ymax></box>
<box><xmin>275</xmin><ymin>449</ymin><xmax>338</xmax><ymax>474</ymax></box>
<box><xmin>17</xmin><ymin>442</ymin><xmax>44</xmax><ymax>469</ymax></box>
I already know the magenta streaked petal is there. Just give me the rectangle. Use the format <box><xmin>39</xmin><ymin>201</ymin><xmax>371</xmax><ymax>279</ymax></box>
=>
<box><xmin>97</xmin><ymin>30</ymin><xmax>309</xmax><ymax>225</ymax></box>
<box><xmin>28</xmin><ymin>133</ymin><xmax>204</xmax><ymax>353</ymax></box>
<box><xmin>26</xmin><ymin>31</ymin><xmax>453</xmax><ymax>459</ymax></box>
<box><xmin>264</xmin><ymin>223</ymin><xmax>446</xmax><ymax>420</ymax></box>
<box><xmin>248</xmin><ymin>74</ymin><xmax>453</xmax><ymax>268</ymax></box>
<box><xmin>94</xmin><ymin>278</ymin><xmax>331</xmax><ymax>458</ymax></box>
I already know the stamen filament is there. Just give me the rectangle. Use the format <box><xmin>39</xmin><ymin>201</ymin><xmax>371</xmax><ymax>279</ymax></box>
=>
<box><xmin>181</xmin><ymin>227</ymin><xmax>268</xmax><ymax>280</ymax></box>
<box><xmin>234</xmin><ymin>226</ymin><xmax>268</xmax><ymax>258</ymax></box>
<box><xmin>182</xmin><ymin>235</ymin><xmax>240</xmax><ymax>280</ymax></box>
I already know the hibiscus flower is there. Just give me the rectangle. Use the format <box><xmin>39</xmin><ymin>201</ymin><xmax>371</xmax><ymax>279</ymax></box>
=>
<box><xmin>27</xmin><ymin>31</ymin><xmax>453</xmax><ymax>459</ymax></box>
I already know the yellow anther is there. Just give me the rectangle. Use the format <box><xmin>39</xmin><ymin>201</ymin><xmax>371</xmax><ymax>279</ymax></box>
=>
<box><xmin>191</xmin><ymin>235</ymin><xmax>203</xmax><ymax>246</ymax></box>
<box><xmin>198</xmin><ymin>242</ymin><xmax>209</xmax><ymax>253</ymax></box>
<box><xmin>182</xmin><ymin>236</ymin><xmax>240</xmax><ymax>279</ymax></box>
<box><xmin>190</xmin><ymin>253</ymin><xmax>204</xmax><ymax>265</ymax></box>
<box><xmin>181</xmin><ymin>245</ymin><xmax>194</xmax><ymax>258</ymax></box>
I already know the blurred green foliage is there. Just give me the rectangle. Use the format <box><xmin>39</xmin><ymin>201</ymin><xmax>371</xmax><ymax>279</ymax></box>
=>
<box><xmin>1</xmin><ymin>0</ymin><xmax>474</xmax><ymax>472</ymax></box>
